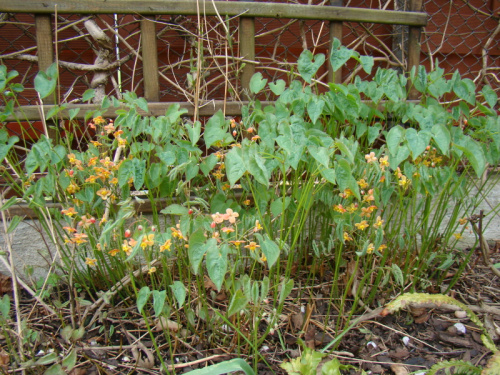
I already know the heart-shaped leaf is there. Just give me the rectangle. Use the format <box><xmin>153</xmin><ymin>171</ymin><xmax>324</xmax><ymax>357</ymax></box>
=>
<box><xmin>269</xmin><ymin>79</ymin><xmax>286</xmax><ymax>96</ymax></box>
<box><xmin>298</xmin><ymin>50</ymin><xmax>325</xmax><ymax>83</ymax></box>
<box><xmin>405</xmin><ymin>128</ymin><xmax>431</xmax><ymax>159</ymax></box>
<box><xmin>249</xmin><ymin>73</ymin><xmax>268</xmax><ymax>94</ymax></box>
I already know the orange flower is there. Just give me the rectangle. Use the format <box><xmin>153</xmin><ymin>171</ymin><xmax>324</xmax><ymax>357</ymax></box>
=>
<box><xmin>221</xmin><ymin>227</ymin><xmax>235</xmax><ymax>234</ymax></box>
<box><xmin>140</xmin><ymin>234</ymin><xmax>155</xmax><ymax>249</ymax></box>
<box><xmin>373</xmin><ymin>216</ymin><xmax>384</xmax><ymax>229</ymax></box>
<box><xmin>109</xmin><ymin>249</ymin><xmax>120</xmax><ymax>256</ymax></box>
<box><xmin>334</xmin><ymin>204</ymin><xmax>347</xmax><ymax>213</ymax></box>
<box><xmin>160</xmin><ymin>239</ymin><xmax>172</xmax><ymax>252</ymax></box>
<box><xmin>244</xmin><ymin>242</ymin><xmax>260</xmax><ymax>251</ymax></box>
<box><xmin>365</xmin><ymin>152</ymin><xmax>377</xmax><ymax>163</ymax></box>
<box><xmin>61</xmin><ymin>207</ymin><xmax>77</xmax><ymax>217</ymax></box>
<box><xmin>355</xmin><ymin>220</ymin><xmax>369</xmax><ymax>231</ymax></box>
<box><xmin>343</xmin><ymin>232</ymin><xmax>353</xmax><ymax>242</ymax></box>
<box><xmin>366</xmin><ymin>243</ymin><xmax>375</xmax><ymax>254</ymax></box>
<box><xmin>85</xmin><ymin>258</ymin><xmax>97</xmax><ymax>267</ymax></box>
<box><xmin>225</xmin><ymin>208</ymin><xmax>239</xmax><ymax>224</ymax></box>
<box><xmin>96</xmin><ymin>188</ymin><xmax>112</xmax><ymax>200</ymax></box>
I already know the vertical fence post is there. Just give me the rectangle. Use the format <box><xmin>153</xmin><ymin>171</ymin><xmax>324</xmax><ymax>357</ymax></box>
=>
<box><xmin>141</xmin><ymin>16</ymin><xmax>160</xmax><ymax>103</ymax></box>
<box><xmin>239</xmin><ymin>0</ymin><xmax>255</xmax><ymax>99</ymax></box>
<box><xmin>328</xmin><ymin>0</ymin><xmax>343</xmax><ymax>84</ymax></box>
<box><xmin>408</xmin><ymin>0</ymin><xmax>424</xmax><ymax>99</ymax></box>
<box><xmin>35</xmin><ymin>14</ymin><xmax>57</xmax><ymax>139</ymax></box>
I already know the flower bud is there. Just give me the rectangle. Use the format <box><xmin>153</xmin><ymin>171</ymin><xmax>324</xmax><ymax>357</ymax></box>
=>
<box><xmin>124</xmin><ymin>229</ymin><xmax>131</xmax><ymax>238</ymax></box>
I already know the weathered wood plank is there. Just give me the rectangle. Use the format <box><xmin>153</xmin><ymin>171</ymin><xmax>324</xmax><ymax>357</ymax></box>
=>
<box><xmin>328</xmin><ymin>0</ymin><xmax>343</xmax><ymax>84</ymax></box>
<box><xmin>34</xmin><ymin>14</ymin><xmax>54</xmax><ymax>100</ymax></box>
<box><xmin>1</xmin><ymin>101</ymin><xmax>273</xmax><ymax>122</ymax></box>
<box><xmin>2</xmin><ymin>1</ymin><xmax>427</xmax><ymax>26</ymax></box>
<box><xmin>408</xmin><ymin>0</ymin><xmax>424</xmax><ymax>99</ymax></box>
<box><xmin>141</xmin><ymin>17</ymin><xmax>160</xmax><ymax>102</ymax></box>
<box><xmin>239</xmin><ymin>16</ymin><xmax>255</xmax><ymax>98</ymax></box>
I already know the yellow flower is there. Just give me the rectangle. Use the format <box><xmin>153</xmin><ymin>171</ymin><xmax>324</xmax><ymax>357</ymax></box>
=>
<box><xmin>373</xmin><ymin>216</ymin><xmax>384</xmax><ymax>228</ymax></box>
<box><xmin>110</xmin><ymin>177</ymin><xmax>118</xmax><ymax>185</ymax></box>
<box><xmin>366</xmin><ymin>243</ymin><xmax>375</xmax><ymax>254</ymax></box>
<box><xmin>122</xmin><ymin>240</ymin><xmax>132</xmax><ymax>255</ymax></box>
<box><xmin>85</xmin><ymin>258</ymin><xmax>97</xmax><ymax>267</ymax></box>
<box><xmin>339</xmin><ymin>189</ymin><xmax>354</xmax><ymax>199</ymax></box>
<box><xmin>243</xmin><ymin>199</ymin><xmax>251</xmax><ymax>206</ymax></box>
<box><xmin>66</xmin><ymin>181</ymin><xmax>80</xmax><ymax>194</ymax></box>
<box><xmin>343</xmin><ymin>232</ymin><xmax>353</xmax><ymax>242</ymax></box>
<box><xmin>453</xmin><ymin>233</ymin><xmax>462</xmax><ymax>240</ymax></box>
<box><xmin>230</xmin><ymin>240</ymin><xmax>245</xmax><ymax>248</ymax></box>
<box><xmin>148</xmin><ymin>267</ymin><xmax>157</xmax><ymax>274</ymax></box>
<box><xmin>363</xmin><ymin>189</ymin><xmax>375</xmax><ymax>203</ymax></box>
<box><xmin>63</xmin><ymin>226</ymin><xmax>76</xmax><ymax>233</ymax></box>
<box><xmin>254</xmin><ymin>220</ymin><xmax>263</xmax><ymax>232</ymax></box>
<box><xmin>398</xmin><ymin>175</ymin><xmax>411</xmax><ymax>189</ymax></box>
<box><xmin>459</xmin><ymin>217</ymin><xmax>468</xmax><ymax>225</ymax></box>
<box><xmin>90</xmin><ymin>141</ymin><xmax>102</xmax><ymax>147</ymax></box>
<box><xmin>357</xmin><ymin>179</ymin><xmax>369</xmax><ymax>189</ymax></box>
<box><xmin>221</xmin><ymin>227</ymin><xmax>235</xmax><ymax>234</ymax></box>
<box><xmin>170</xmin><ymin>226</ymin><xmax>184</xmax><ymax>239</ymax></box>
<box><xmin>141</xmin><ymin>234</ymin><xmax>155</xmax><ymax>249</ymax></box>
<box><xmin>109</xmin><ymin>248</ymin><xmax>120</xmax><ymax>256</ymax></box>
<box><xmin>72</xmin><ymin>233</ymin><xmax>88</xmax><ymax>245</ymax></box>
<box><xmin>346</xmin><ymin>203</ymin><xmax>358</xmax><ymax>213</ymax></box>
<box><xmin>361</xmin><ymin>205</ymin><xmax>377</xmax><ymax>218</ymax></box>
<box><xmin>379</xmin><ymin>155</ymin><xmax>389</xmax><ymax>170</ymax></box>
<box><xmin>260</xmin><ymin>254</ymin><xmax>267</xmax><ymax>262</ymax></box>
<box><xmin>378</xmin><ymin>244</ymin><xmax>387</xmax><ymax>252</ymax></box>
<box><xmin>355</xmin><ymin>220</ymin><xmax>369</xmax><ymax>231</ymax></box>
<box><xmin>244</xmin><ymin>242</ymin><xmax>260</xmax><ymax>251</ymax></box>
<box><xmin>96</xmin><ymin>188</ymin><xmax>112</xmax><ymax>200</ymax></box>
<box><xmin>160</xmin><ymin>239</ymin><xmax>172</xmax><ymax>252</ymax></box>
<box><xmin>61</xmin><ymin>207</ymin><xmax>77</xmax><ymax>217</ymax></box>
<box><xmin>93</xmin><ymin>116</ymin><xmax>107</xmax><ymax>125</ymax></box>
<box><xmin>334</xmin><ymin>204</ymin><xmax>347</xmax><ymax>213</ymax></box>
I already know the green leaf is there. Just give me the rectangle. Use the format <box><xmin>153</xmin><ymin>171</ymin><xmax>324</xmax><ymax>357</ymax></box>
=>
<box><xmin>269</xmin><ymin>79</ymin><xmax>286</xmax><ymax>96</ymax></box>
<box><xmin>386</xmin><ymin>125</ymin><xmax>405</xmax><ymax>156</ymax></box>
<box><xmin>206</xmin><ymin>243</ymin><xmax>228</xmax><ymax>291</ymax></box>
<box><xmin>0</xmin><ymin>197</ymin><xmax>18</xmax><ymax>212</ymax></box>
<box><xmin>335</xmin><ymin>158</ymin><xmax>352</xmax><ymax>192</ymax></box>
<box><xmin>137</xmin><ymin>286</ymin><xmax>151</xmax><ymax>314</ymax></box>
<box><xmin>44</xmin><ymin>364</ymin><xmax>65</xmax><ymax>375</ymax></box>
<box><xmin>256</xmin><ymin>234</ymin><xmax>280</xmax><ymax>269</ymax></box>
<box><xmin>152</xmin><ymin>290</ymin><xmax>166</xmax><ymax>317</ymax></box>
<box><xmin>225</xmin><ymin>146</ymin><xmax>246</xmax><ymax>186</ymax></box>
<box><xmin>330</xmin><ymin>42</ymin><xmax>354</xmax><ymax>72</ymax></box>
<box><xmin>160</xmin><ymin>204</ymin><xmax>189</xmax><ymax>215</ymax></box>
<box><xmin>431</xmin><ymin>124</ymin><xmax>451</xmax><ymax>155</ymax></box>
<box><xmin>389</xmin><ymin>144</ymin><xmax>410</xmax><ymax>168</ymax></box>
<box><xmin>453</xmin><ymin>139</ymin><xmax>486</xmax><ymax>178</ymax></box>
<box><xmin>246</xmin><ymin>146</ymin><xmax>269</xmax><ymax>186</ymax></box>
<box><xmin>249</xmin><ymin>73</ymin><xmax>268</xmax><ymax>94</ymax></box>
<box><xmin>367</xmin><ymin>123</ymin><xmax>381</xmax><ymax>145</ymax></box>
<box><xmin>82</xmin><ymin>89</ymin><xmax>95</xmax><ymax>102</ymax></box>
<box><xmin>405</xmin><ymin>128</ymin><xmax>430</xmax><ymax>159</ymax></box>
<box><xmin>298</xmin><ymin>50</ymin><xmax>325</xmax><ymax>83</ymax></box>
<box><xmin>279</xmin><ymin>278</ymin><xmax>294</xmax><ymax>305</ymax></box>
<box><xmin>7</xmin><ymin>215</ymin><xmax>22</xmax><ymax>234</ymax></box>
<box><xmin>183</xmin><ymin>358</ymin><xmax>255</xmax><ymax>375</ymax></box>
<box><xmin>62</xmin><ymin>349</ymin><xmax>77</xmax><ymax>371</ymax></box>
<box><xmin>481</xmin><ymin>85</ymin><xmax>498</xmax><ymax>109</ymax></box>
<box><xmin>186</xmin><ymin>121</ymin><xmax>202</xmax><ymax>147</ymax></box>
<box><xmin>204</xmin><ymin>110</ymin><xmax>227</xmax><ymax>148</ymax></box>
<box><xmin>453</xmin><ymin>78</ymin><xmax>476</xmax><ymax>105</ymax></box>
<box><xmin>270</xmin><ymin>196</ymin><xmax>291</xmax><ymax>217</ymax></box>
<box><xmin>135</xmin><ymin>97</ymin><xmax>149</xmax><ymax>112</ymax></box>
<box><xmin>35</xmin><ymin>352</ymin><xmax>58</xmax><ymax>366</ymax></box>
<box><xmin>189</xmin><ymin>230</ymin><xmax>210</xmax><ymax>275</ymax></box>
<box><xmin>307</xmin><ymin>96</ymin><xmax>325</xmax><ymax>124</ymax></box>
<box><xmin>0</xmin><ymin>295</ymin><xmax>10</xmax><ymax>318</ymax></box>
<box><xmin>200</xmin><ymin>154</ymin><xmax>218</xmax><ymax>176</ymax></box>
<box><xmin>227</xmin><ymin>289</ymin><xmax>249</xmax><ymax>318</ymax></box>
<box><xmin>320</xmin><ymin>168</ymin><xmax>336</xmax><ymax>184</ymax></box>
<box><xmin>359</xmin><ymin>55</ymin><xmax>374</xmax><ymax>74</ymax></box>
<box><xmin>170</xmin><ymin>281</ymin><xmax>187</xmax><ymax>308</ymax></box>
<box><xmin>391</xmin><ymin>264</ymin><xmax>405</xmax><ymax>288</ymax></box>
<box><xmin>34</xmin><ymin>63</ymin><xmax>58</xmax><ymax>99</ymax></box>
<box><xmin>132</xmin><ymin>158</ymin><xmax>146</xmax><ymax>190</ymax></box>
<box><xmin>118</xmin><ymin>159</ymin><xmax>134</xmax><ymax>187</ymax></box>
<box><xmin>335</xmin><ymin>139</ymin><xmax>354</xmax><ymax>164</ymax></box>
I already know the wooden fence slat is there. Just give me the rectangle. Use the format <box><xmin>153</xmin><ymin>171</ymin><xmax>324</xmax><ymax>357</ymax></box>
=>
<box><xmin>141</xmin><ymin>16</ymin><xmax>160</xmax><ymax>102</ymax></box>
<box><xmin>239</xmin><ymin>16</ymin><xmax>255</xmax><ymax>98</ymax></box>
<box><xmin>408</xmin><ymin>0</ymin><xmax>424</xmax><ymax>99</ymax></box>
<box><xmin>328</xmin><ymin>0</ymin><xmax>344</xmax><ymax>84</ymax></box>
<box><xmin>34</xmin><ymin>14</ymin><xmax>55</xmax><ymax>101</ymax></box>
<box><xmin>3</xmin><ymin>1</ymin><xmax>427</xmax><ymax>26</ymax></box>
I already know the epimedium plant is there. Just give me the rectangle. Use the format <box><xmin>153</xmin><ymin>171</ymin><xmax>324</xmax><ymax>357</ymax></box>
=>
<box><xmin>0</xmin><ymin>39</ymin><xmax>499</xmax><ymax>373</ymax></box>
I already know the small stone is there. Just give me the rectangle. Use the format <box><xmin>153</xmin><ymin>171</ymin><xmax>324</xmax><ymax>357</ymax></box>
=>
<box><xmin>454</xmin><ymin>322</ymin><xmax>466</xmax><ymax>334</ymax></box>
<box><xmin>454</xmin><ymin>310</ymin><xmax>468</xmax><ymax>319</ymax></box>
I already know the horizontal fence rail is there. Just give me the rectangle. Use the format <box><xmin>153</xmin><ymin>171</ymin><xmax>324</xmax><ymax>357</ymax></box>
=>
<box><xmin>2</xmin><ymin>1</ymin><xmax>427</xmax><ymax>26</ymax></box>
<box><xmin>1</xmin><ymin>0</ymin><xmax>428</xmax><ymax>127</ymax></box>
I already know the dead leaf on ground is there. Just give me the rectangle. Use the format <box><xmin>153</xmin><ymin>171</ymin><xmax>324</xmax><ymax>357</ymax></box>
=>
<box><xmin>0</xmin><ymin>274</ymin><xmax>12</xmax><ymax>295</ymax></box>
<box><xmin>0</xmin><ymin>348</ymin><xmax>9</xmax><ymax>370</ymax></box>
<box><xmin>155</xmin><ymin>317</ymin><xmax>181</xmax><ymax>332</ymax></box>
<box><xmin>390</xmin><ymin>363</ymin><xmax>410</xmax><ymax>375</ymax></box>
<box><xmin>131</xmin><ymin>343</ymin><xmax>155</xmax><ymax>369</ymax></box>
<box><xmin>291</xmin><ymin>312</ymin><xmax>304</xmax><ymax>331</ymax></box>
<box><xmin>304</xmin><ymin>325</ymin><xmax>316</xmax><ymax>349</ymax></box>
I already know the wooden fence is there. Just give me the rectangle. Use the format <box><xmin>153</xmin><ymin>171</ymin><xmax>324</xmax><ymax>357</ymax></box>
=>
<box><xmin>1</xmin><ymin>0</ymin><xmax>427</xmax><ymax>123</ymax></box>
